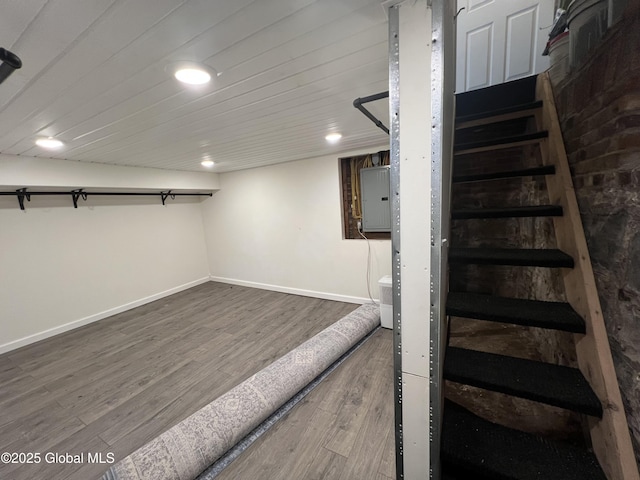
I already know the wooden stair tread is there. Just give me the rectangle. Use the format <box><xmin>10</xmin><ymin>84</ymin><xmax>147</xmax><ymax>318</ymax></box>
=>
<box><xmin>455</xmin><ymin>130</ymin><xmax>548</xmax><ymax>154</ymax></box>
<box><xmin>442</xmin><ymin>400</ymin><xmax>607</xmax><ymax>480</ymax></box>
<box><xmin>452</xmin><ymin>165</ymin><xmax>555</xmax><ymax>184</ymax></box>
<box><xmin>446</xmin><ymin>292</ymin><xmax>586</xmax><ymax>333</ymax></box>
<box><xmin>449</xmin><ymin>247</ymin><xmax>574</xmax><ymax>268</ymax></box>
<box><xmin>456</xmin><ymin>100</ymin><xmax>543</xmax><ymax>127</ymax></box>
<box><xmin>455</xmin><ymin>76</ymin><xmax>538</xmax><ymax>119</ymax></box>
<box><xmin>444</xmin><ymin>346</ymin><xmax>602</xmax><ymax>417</ymax></box>
<box><xmin>451</xmin><ymin>204</ymin><xmax>563</xmax><ymax>219</ymax></box>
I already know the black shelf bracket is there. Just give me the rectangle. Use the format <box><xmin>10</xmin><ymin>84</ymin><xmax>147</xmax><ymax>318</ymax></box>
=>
<box><xmin>16</xmin><ymin>188</ymin><xmax>31</xmax><ymax>211</ymax></box>
<box><xmin>0</xmin><ymin>189</ymin><xmax>212</xmax><ymax>211</ymax></box>
<box><xmin>71</xmin><ymin>189</ymin><xmax>88</xmax><ymax>208</ymax></box>
<box><xmin>160</xmin><ymin>190</ymin><xmax>175</xmax><ymax>206</ymax></box>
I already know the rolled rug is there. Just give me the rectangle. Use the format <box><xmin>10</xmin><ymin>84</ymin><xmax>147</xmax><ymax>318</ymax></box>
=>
<box><xmin>102</xmin><ymin>302</ymin><xmax>380</xmax><ymax>480</ymax></box>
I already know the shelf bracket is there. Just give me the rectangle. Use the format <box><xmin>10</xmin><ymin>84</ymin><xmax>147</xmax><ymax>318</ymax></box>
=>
<box><xmin>16</xmin><ymin>188</ymin><xmax>30</xmax><ymax>211</ymax></box>
<box><xmin>71</xmin><ymin>189</ymin><xmax>88</xmax><ymax>208</ymax></box>
<box><xmin>160</xmin><ymin>190</ymin><xmax>175</xmax><ymax>206</ymax></box>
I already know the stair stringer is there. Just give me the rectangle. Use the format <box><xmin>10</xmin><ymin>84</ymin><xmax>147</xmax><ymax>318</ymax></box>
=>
<box><xmin>535</xmin><ymin>72</ymin><xmax>640</xmax><ymax>480</ymax></box>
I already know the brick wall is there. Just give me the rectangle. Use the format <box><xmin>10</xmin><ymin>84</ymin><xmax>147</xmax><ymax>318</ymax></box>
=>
<box><xmin>554</xmin><ymin>2</ymin><xmax>640</xmax><ymax>461</ymax></box>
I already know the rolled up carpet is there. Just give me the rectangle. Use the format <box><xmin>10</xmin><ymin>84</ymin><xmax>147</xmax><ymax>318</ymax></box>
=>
<box><xmin>102</xmin><ymin>303</ymin><xmax>380</xmax><ymax>480</ymax></box>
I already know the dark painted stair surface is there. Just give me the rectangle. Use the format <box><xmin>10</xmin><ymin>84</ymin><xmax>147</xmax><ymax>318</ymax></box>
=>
<box><xmin>449</xmin><ymin>247</ymin><xmax>574</xmax><ymax>268</ymax></box>
<box><xmin>444</xmin><ymin>74</ymin><xmax>609</xmax><ymax>480</ymax></box>
<box><xmin>446</xmin><ymin>292</ymin><xmax>586</xmax><ymax>333</ymax></box>
<box><xmin>454</xmin><ymin>130</ymin><xmax>548</xmax><ymax>153</ymax></box>
<box><xmin>456</xmin><ymin>76</ymin><xmax>539</xmax><ymax>120</ymax></box>
<box><xmin>451</xmin><ymin>204</ymin><xmax>563</xmax><ymax>220</ymax></box>
<box><xmin>442</xmin><ymin>400</ymin><xmax>607</xmax><ymax>480</ymax></box>
<box><xmin>444</xmin><ymin>346</ymin><xmax>602</xmax><ymax>417</ymax></box>
<box><xmin>456</xmin><ymin>100</ymin><xmax>543</xmax><ymax>124</ymax></box>
<box><xmin>452</xmin><ymin>165</ymin><xmax>555</xmax><ymax>184</ymax></box>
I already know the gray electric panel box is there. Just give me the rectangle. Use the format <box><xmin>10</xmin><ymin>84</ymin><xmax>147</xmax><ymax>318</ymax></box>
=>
<box><xmin>360</xmin><ymin>166</ymin><xmax>391</xmax><ymax>232</ymax></box>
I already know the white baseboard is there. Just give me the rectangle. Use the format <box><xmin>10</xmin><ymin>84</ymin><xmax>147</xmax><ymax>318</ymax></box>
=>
<box><xmin>209</xmin><ymin>275</ymin><xmax>374</xmax><ymax>305</ymax></box>
<box><xmin>0</xmin><ymin>277</ymin><xmax>211</xmax><ymax>355</ymax></box>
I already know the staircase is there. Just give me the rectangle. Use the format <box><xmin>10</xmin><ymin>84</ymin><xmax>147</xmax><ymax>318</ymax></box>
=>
<box><xmin>440</xmin><ymin>74</ymin><xmax>639</xmax><ymax>480</ymax></box>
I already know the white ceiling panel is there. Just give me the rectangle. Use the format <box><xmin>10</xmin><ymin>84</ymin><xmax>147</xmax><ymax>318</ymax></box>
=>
<box><xmin>0</xmin><ymin>0</ymin><xmax>390</xmax><ymax>172</ymax></box>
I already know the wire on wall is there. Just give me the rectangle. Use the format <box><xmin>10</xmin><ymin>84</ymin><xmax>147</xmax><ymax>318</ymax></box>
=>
<box><xmin>358</xmin><ymin>222</ymin><xmax>378</xmax><ymax>305</ymax></box>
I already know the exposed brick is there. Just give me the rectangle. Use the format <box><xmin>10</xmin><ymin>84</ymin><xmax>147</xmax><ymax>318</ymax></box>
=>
<box><xmin>515</xmin><ymin>8</ymin><xmax>640</xmax><ymax>460</ymax></box>
<box><xmin>618</xmin><ymin>170</ymin><xmax>632</xmax><ymax>186</ymax></box>
<box><xmin>583</xmin><ymin>138</ymin><xmax>614</xmax><ymax>159</ymax></box>
<box><xmin>587</xmin><ymin>105</ymin><xmax>619</xmax><ymax>133</ymax></box>
<box><xmin>618</xmin><ymin>132</ymin><xmax>640</xmax><ymax>150</ymax></box>
<box><xmin>562</xmin><ymin>115</ymin><xmax>575</xmax><ymax>131</ymax></box>
<box><xmin>617</xmin><ymin>93</ymin><xmax>640</xmax><ymax>113</ymax></box>
<box><xmin>616</xmin><ymin>115</ymin><xmax>640</xmax><ymax>130</ymax></box>
<box><xmin>604</xmin><ymin>43</ymin><xmax>621</xmax><ymax>88</ymax></box>
<box><xmin>592</xmin><ymin>173</ymin><xmax>605</xmax><ymax>186</ymax></box>
<box><xmin>571</xmin><ymin>152</ymin><xmax>624</xmax><ymax>175</ymax></box>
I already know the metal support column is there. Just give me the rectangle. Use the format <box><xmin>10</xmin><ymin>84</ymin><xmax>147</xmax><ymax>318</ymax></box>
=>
<box><xmin>429</xmin><ymin>1</ymin><xmax>456</xmax><ymax>479</ymax></box>
<box><xmin>389</xmin><ymin>1</ymin><xmax>455</xmax><ymax>478</ymax></box>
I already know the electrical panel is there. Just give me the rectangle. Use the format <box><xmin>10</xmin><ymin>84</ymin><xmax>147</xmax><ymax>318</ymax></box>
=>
<box><xmin>360</xmin><ymin>166</ymin><xmax>391</xmax><ymax>232</ymax></box>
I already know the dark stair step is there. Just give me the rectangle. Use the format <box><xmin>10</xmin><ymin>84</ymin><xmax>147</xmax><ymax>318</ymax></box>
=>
<box><xmin>446</xmin><ymin>292</ymin><xmax>586</xmax><ymax>333</ymax></box>
<box><xmin>444</xmin><ymin>346</ymin><xmax>602</xmax><ymax>417</ymax></box>
<box><xmin>452</xmin><ymin>165</ymin><xmax>555</xmax><ymax>183</ymax></box>
<box><xmin>452</xmin><ymin>204</ymin><xmax>562</xmax><ymax>220</ymax></box>
<box><xmin>442</xmin><ymin>400</ymin><xmax>607</xmax><ymax>480</ymax></box>
<box><xmin>441</xmin><ymin>470</ymin><xmax>465</xmax><ymax>480</ymax></box>
<box><xmin>456</xmin><ymin>100</ymin><xmax>543</xmax><ymax>125</ymax></box>
<box><xmin>456</xmin><ymin>76</ymin><xmax>538</xmax><ymax>119</ymax></box>
<box><xmin>455</xmin><ymin>130</ymin><xmax>548</xmax><ymax>153</ymax></box>
<box><xmin>449</xmin><ymin>247</ymin><xmax>574</xmax><ymax>268</ymax></box>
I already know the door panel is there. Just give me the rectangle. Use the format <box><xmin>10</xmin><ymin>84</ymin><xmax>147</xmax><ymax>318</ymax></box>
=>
<box><xmin>465</xmin><ymin>24</ymin><xmax>493</xmax><ymax>90</ymax></box>
<box><xmin>505</xmin><ymin>6</ymin><xmax>537</xmax><ymax>80</ymax></box>
<box><xmin>456</xmin><ymin>0</ymin><xmax>553</xmax><ymax>92</ymax></box>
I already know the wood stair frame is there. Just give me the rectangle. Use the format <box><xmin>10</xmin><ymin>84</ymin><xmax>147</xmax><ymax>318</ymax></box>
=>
<box><xmin>442</xmin><ymin>72</ymin><xmax>639</xmax><ymax>480</ymax></box>
<box><xmin>534</xmin><ymin>72</ymin><xmax>639</xmax><ymax>480</ymax></box>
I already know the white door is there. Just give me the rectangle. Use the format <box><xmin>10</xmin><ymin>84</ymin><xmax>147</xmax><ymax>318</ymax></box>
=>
<box><xmin>456</xmin><ymin>0</ymin><xmax>554</xmax><ymax>92</ymax></box>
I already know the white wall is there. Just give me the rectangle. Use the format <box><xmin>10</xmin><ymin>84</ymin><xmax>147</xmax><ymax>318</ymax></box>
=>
<box><xmin>0</xmin><ymin>156</ymin><xmax>216</xmax><ymax>353</ymax></box>
<box><xmin>0</xmin><ymin>149</ymin><xmax>390</xmax><ymax>353</ymax></box>
<box><xmin>202</xmin><ymin>148</ymin><xmax>392</xmax><ymax>303</ymax></box>
<box><xmin>0</xmin><ymin>154</ymin><xmax>219</xmax><ymax>190</ymax></box>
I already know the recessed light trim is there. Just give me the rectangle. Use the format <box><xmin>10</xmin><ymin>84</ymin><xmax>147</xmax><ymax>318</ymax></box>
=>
<box><xmin>201</xmin><ymin>159</ymin><xmax>215</xmax><ymax>167</ymax></box>
<box><xmin>35</xmin><ymin>137</ymin><xmax>64</xmax><ymax>149</ymax></box>
<box><xmin>325</xmin><ymin>133</ymin><xmax>342</xmax><ymax>144</ymax></box>
<box><xmin>175</xmin><ymin>67</ymin><xmax>211</xmax><ymax>85</ymax></box>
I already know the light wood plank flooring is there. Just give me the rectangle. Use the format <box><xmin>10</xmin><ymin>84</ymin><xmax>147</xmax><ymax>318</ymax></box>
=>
<box><xmin>215</xmin><ymin>327</ymin><xmax>395</xmax><ymax>480</ymax></box>
<box><xmin>0</xmin><ymin>282</ymin><xmax>394</xmax><ymax>480</ymax></box>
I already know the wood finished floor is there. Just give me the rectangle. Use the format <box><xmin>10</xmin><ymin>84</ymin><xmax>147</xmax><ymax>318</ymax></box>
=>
<box><xmin>0</xmin><ymin>282</ymin><xmax>395</xmax><ymax>480</ymax></box>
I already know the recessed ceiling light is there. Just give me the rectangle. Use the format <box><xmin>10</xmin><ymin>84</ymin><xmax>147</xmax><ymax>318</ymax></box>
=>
<box><xmin>175</xmin><ymin>67</ymin><xmax>211</xmax><ymax>85</ymax></box>
<box><xmin>35</xmin><ymin>137</ymin><xmax>64</xmax><ymax>149</ymax></box>
<box><xmin>201</xmin><ymin>159</ymin><xmax>215</xmax><ymax>167</ymax></box>
<box><xmin>325</xmin><ymin>133</ymin><xmax>342</xmax><ymax>144</ymax></box>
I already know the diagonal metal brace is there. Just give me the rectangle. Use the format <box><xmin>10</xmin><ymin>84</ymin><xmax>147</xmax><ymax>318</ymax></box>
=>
<box><xmin>160</xmin><ymin>190</ymin><xmax>175</xmax><ymax>206</ymax></box>
<box><xmin>71</xmin><ymin>189</ymin><xmax>88</xmax><ymax>208</ymax></box>
<box><xmin>16</xmin><ymin>188</ymin><xmax>30</xmax><ymax>211</ymax></box>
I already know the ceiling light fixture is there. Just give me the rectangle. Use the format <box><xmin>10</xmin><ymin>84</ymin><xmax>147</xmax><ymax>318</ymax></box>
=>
<box><xmin>175</xmin><ymin>67</ymin><xmax>211</xmax><ymax>85</ymax></box>
<box><xmin>35</xmin><ymin>137</ymin><xmax>64</xmax><ymax>149</ymax></box>
<box><xmin>201</xmin><ymin>159</ymin><xmax>215</xmax><ymax>167</ymax></box>
<box><xmin>325</xmin><ymin>133</ymin><xmax>342</xmax><ymax>144</ymax></box>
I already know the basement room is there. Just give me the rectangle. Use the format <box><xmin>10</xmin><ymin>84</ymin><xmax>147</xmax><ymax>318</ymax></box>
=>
<box><xmin>0</xmin><ymin>1</ymin><xmax>638</xmax><ymax>479</ymax></box>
